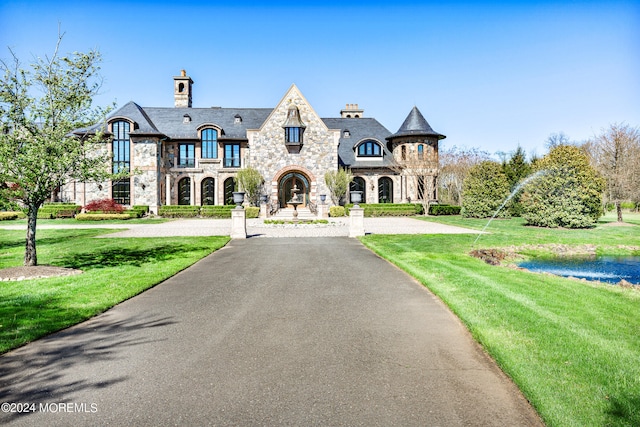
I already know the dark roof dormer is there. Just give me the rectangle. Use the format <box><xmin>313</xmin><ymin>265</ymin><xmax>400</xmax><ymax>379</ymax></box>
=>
<box><xmin>282</xmin><ymin>105</ymin><xmax>306</xmax><ymax>151</ymax></box>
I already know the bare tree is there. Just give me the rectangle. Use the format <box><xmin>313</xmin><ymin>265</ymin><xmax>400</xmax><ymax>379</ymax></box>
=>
<box><xmin>438</xmin><ymin>146</ymin><xmax>491</xmax><ymax>206</ymax></box>
<box><xmin>586</xmin><ymin>123</ymin><xmax>640</xmax><ymax>222</ymax></box>
<box><xmin>545</xmin><ymin>132</ymin><xmax>572</xmax><ymax>150</ymax></box>
<box><xmin>387</xmin><ymin>144</ymin><xmax>439</xmax><ymax>215</ymax></box>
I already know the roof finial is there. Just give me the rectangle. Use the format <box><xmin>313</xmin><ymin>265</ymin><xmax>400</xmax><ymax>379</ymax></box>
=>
<box><xmin>181</xmin><ymin>69</ymin><xmax>186</xmax><ymax>77</ymax></box>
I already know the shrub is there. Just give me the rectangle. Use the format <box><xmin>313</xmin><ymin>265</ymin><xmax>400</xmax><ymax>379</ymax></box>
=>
<box><xmin>132</xmin><ymin>205</ymin><xmax>149</xmax><ymax>216</ymax></box>
<box><xmin>344</xmin><ymin>203</ymin><xmax>423</xmax><ymax>217</ymax></box>
<box><xmin>245</xmin><ymin>206</ymin><xmax>260</xmax><ymax>218</ymax></box>
<box><xmin>521</xmin><ymin>145</ymin><xmax>605</xmax><ymax>228</ymax></box>
<box><xmin>429</xmin><ymin>204</ymin><xmax>461</xmax><ymax>215</ymax></box>
<box><xmin>84</xmin><ymin>198</ymin><xmax>124</xmax><ymax>214</ymax></box>
<box><xmin>201</xmin><ymin>205</ymin><xmax>234</xmax><ymax>218</ymax></box>
<box><xmin>158</xmin><ymin>206</ymin><xmax>200</xmax><ymax>218</ymax></box>
<box><xmin>75</xmin><ymin>213</ymin><xmax>131</xmax><ymax>221</ymax></box>
<box><xmin>329</xmin><ymin>206</ymin><xmax>345</xmax><ymax>217</ymax></box>
<box><xmin>461</xmin><ymin>161</ymin><xmax>511</xmax><ymax>218</ymax></box>
<box><xmin>37</xmin><ymin>203</ymin><xmax>81</xmax><ymax>219</ymax></box>
<box><xmin>0</xmin><ymin>212</ymin><xmax>21</xmax><ymax>221</ymax></box>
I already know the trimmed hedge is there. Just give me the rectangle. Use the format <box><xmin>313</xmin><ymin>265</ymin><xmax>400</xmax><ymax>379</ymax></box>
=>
<box><xmin>429</xmin><ymin>204</ymin><xmax>461</xmax><ymax>216</ymax></box>
<box><xmin>344</xmin><ymin>203</ymin><xmax>423</xmax><ymax>217</ymax></box>
<box><xmin>37</xmin><ymin>203</ymin><xmax>81</xmax><ymax>219</ymax></box>
<box><xmin>75</xmin><ymin>213</ymin><xmax>131</xmax><ymax>221</ymax></box>
<box><xmin>0</xmin><ymin>212</ymin><xmax>23</xmax><ymax>221</ymax></box>
<box><xmin>201</xmin><ymin>205</ymin><xmax>235</xmax><ymax>218</ymax></box>
<box><xmin>159</xmin><ymin>205</ymin><xmax>260</xmax><ymax>219</ymax></box>
<box><xmin>158</xmin><ymin>206</ymin><xmax>200</xmax><ymax>218</ymax></box>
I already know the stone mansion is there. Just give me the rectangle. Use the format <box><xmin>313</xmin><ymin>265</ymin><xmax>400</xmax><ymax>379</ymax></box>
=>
<box><xmin>65</xmin><ymin>71</ymin><xmax>446</xmax><ymax>214</ymax></box>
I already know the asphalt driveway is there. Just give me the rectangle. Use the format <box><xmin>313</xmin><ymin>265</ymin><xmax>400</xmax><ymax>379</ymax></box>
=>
<box><xmin>0</xmin><ymin>237</ymin><xmax>541</xmax><ymax>426</ymax></box>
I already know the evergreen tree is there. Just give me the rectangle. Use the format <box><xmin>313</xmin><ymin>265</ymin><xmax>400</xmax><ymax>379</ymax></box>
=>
<box><xmin>461</xmin><ymin>161</ymin><xmax>511</xmax><ymax>218</ymax></box>
<box><xmin>521</xmin><ymin>145</ymin><xmax>605</xmax><ymax>228</ymax></box>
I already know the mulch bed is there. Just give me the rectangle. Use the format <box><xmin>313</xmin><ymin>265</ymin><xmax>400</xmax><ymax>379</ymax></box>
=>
<box><xmin>0</xmin><ymin>266</ymin><xmax>82</xmax><ymax>281</ymax></box>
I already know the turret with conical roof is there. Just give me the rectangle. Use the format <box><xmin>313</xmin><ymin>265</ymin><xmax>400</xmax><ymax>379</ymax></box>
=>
<box><xmin>387</xmin><ymin>106</ymin><xmax>445</xmax><ymax>141</ymax></box>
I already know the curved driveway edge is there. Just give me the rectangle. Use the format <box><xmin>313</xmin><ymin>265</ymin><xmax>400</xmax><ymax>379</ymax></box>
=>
<box><xmin>0</xmin><ymin>237</ymin><xmax>541</xmax><ymax>426</ymax></box>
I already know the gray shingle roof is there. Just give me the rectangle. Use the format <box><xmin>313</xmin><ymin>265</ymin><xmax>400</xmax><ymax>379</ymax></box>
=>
<box><xmin>104</xmin><ymin>103</ymin><xmax>273</xmax><ymax>140</ymax></box>
<box><xmin>387</xmin><ymin>106</ymin><xmax>445</xmax><ymax>140</ymax></box>
<box><xmin>323</xmin><ymin>118</ymin><xmax>393</xmax><ymax>168</ymax></box>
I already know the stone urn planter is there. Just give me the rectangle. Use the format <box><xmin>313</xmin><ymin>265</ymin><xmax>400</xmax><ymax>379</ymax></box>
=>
<box><xmin>350</xmin><ymin>191</ymin><xmax>363</xmax><ymax>207</ymax></box>
<box><xmin>232</xmin><ymin>191</ymin><xmax>245</xmax><ymax>208</ymax></box>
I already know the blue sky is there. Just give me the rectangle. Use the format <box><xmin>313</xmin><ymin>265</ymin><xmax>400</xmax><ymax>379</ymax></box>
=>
<box><xmin>1</xmin><ymin>0</ymin><xmax>638</xmax><ymax>158</ymax></box>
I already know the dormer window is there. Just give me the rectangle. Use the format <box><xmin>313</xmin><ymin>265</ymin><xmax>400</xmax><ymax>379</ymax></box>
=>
<box><xmin>234</xmin><ymin>114</ymin><xmax>242</xmax><ymax>124</ymax></box>
<box><xmin>282</xmin><ymin>105</ymin><xmax>306</xmax><ymax>147</ymax></box>
<box><xmin>343</xmin><ymin>130</ymin><xmax>351</xmax><ymax>138</ymax></box>
<box><xmin>357</xmin><ymin>140</ymin><xmax>382</xmax><ymax>157</ymax></box>
<box><xmin>183</xmin><ymin>114</ymin><xmax>191</xmax><ymax>123</ymax></box>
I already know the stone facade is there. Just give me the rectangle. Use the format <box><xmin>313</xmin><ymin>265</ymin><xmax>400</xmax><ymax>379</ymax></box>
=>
<box><xmin>63</xmin><ymin>72</ymin><xmax>445</xmax><ymax>215</ymax></box>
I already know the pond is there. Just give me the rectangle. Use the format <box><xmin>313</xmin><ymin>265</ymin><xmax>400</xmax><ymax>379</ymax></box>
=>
<box><xmin>518</xmin><ymin>256</ymin><xmax>640</xmax><ymax>285</ymax></box>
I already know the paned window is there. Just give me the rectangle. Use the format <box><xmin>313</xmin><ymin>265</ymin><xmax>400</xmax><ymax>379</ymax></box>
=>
<box><xmin>201</xmin><ymin>129</ymin><xmax>217</xmax><ymax>159</ymax></box>
<box><xmin>201</xmin><ymin>178</ymin><xmax>215</xmax><ymax>205</ymax></box>
<box><xmin>357</xmin><ymin>140</ymin><xmax>382</xmax><ymax>157</ymax></box>
<box><xmin>224</xmin><ymin>177</ymin><xmax>236</xmax><ymax>205</ymax></box>
<box><xmin>285</xmin><ymin>127</ymin><xmax>303</xmax><ymax>144</ymax></box>
<box><xmin>224</xmin><ymin>143</ymin><xmax>240</xmax><ymax>168</ymax></box>
<box><xmin>179</xmin><ymin>143</ymin><xmax>195</xmax><ymax>168</ymax></box>
<box><xmin>111</xmin><ymin>121</ymin><xmax>130</xmax><ymax>204</ymax></box>
<box><xmin>378</xmin><ymin>177</ymin><xmax>393</xmax><ymax>203</ymax></box>
<box><xmin>178</xmin><ymin>177</ymin><xmax>191</xmax><ymax>205</ymax></box>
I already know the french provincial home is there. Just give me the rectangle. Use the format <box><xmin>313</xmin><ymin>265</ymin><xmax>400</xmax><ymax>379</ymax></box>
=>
<box><xmin>66</xmin><ymin>71</ymin><xmax>445</xmax><ymax>215</ymax></box>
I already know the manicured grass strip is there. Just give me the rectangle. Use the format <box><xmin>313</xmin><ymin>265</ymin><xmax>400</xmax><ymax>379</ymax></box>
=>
<box><xmin>360</xmin><ymin>218</ymin><xmax>640</xmax><ymax>427</ymax></box>
<box><xmin>0</xmin><ymin>229</ymin><xmax>229</xmax><ymax>354</ymax></box>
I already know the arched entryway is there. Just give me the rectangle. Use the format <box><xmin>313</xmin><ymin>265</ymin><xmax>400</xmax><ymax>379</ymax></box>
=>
<box><xmin>278</xmin><ymin>172</ymin><xmax>310</xmax><ymax>208</ymax></box>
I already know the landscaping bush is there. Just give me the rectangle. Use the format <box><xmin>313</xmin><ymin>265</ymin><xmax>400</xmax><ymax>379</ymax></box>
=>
<box><xmin>344</xmin><ymin>203</ymin><xmax>423</xmax><ymax>217</ymax></box>
<box><xmin>84</xmin><ymin>198</ymin><xmax>125</xmax><ymax>214</ymax></box>
<box><xmin>461</xmin><ymin>161</ymin><xmax>511</xmax><ymax>218</ymax></box>
<box><xmin>37</xmin><ymin>203</ymin><xmax>81</xmax><ymax>219</ymax></box>
<box><xmin>201</xmin><ymin>205</ymin><xmax>233</xmax><ymax>218</ymax></box>
<box><xmin>329</xmin><ymin>206</ymin><xmax>345</xmax><ymax>217</ymax></box>
<box><xmin>0</xmin><ymin>212</ymin><xmax>22</xmax><ymax>221</ymax></box>
<box><xmin>75</xmin><ymin>213</ymin><xmax>131</xmax><ymax>221</ymax></box>
<box><xmin>132</xmin><ymin>205</ymin><xmax>149</xmax><ymax>216</ymax></box>
<box><xmin>158</xmin><ymin>206</ymin><xmax>200</xmax><ymax>218</ymax></box>
<box><xmin>245</xmin><ymin>206</ymin><xmax>260</xmax><ymax>218</ymax></box>
<box><xmin>521</xmin><ymin>145</ymin><xmax>605</xmax><ymax>228</ymax></box>
<box><xmin>429</xmin><ymin>204</ymin><xmax>461</xmax><ymax>216</ymax></box>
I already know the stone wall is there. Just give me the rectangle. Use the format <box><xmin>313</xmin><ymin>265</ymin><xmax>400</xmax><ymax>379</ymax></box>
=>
<box><xmin>247</xmin><ymin>85</ymin><xmax>340</xmax><ymax>204</ymax></box>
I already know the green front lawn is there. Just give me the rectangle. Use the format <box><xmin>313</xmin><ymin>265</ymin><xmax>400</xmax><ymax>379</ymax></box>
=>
<box><xmin>0</xmin><ymin>229</ymin><xmax>229</xmax><ymax>354</ymax></box>
<box><xmin>361</xmin><ymin>214</ymin><xmax>640</xmax><ymax>427</ymax></box>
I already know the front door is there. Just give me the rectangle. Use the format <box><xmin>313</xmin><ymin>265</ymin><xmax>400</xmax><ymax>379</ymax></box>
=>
<box><xmin>279</xmin><ymin>172</ymin><xmax>309</xmax><ymax>208</ymax></box>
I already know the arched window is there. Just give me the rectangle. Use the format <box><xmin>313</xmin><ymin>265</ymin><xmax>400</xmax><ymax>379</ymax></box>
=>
<box><xmin>357</xmin><ymin>140</ymin><xmax>382</xmax><ymax>157</ymax></box>
<box><xmin>418</xmin><ymin>144</ymin><xmax>424</xmax><ymax>160</ymax></box>
<box><xmin>378</xmin><ymin>177</ymin><xmax>393</xmax><ymax>203</ymax></box>
<box><xmin>401</xmin><ymin>145</ymin><xmax>407</xmax><ymax>161</ymax></box>
<box><xmin>418</xmin><ymin>176</ymin><xmax>425</xmax><ymax>200</ymax></box>
<box><xmin>224</xmin><ymin>177</ymin><xmax>236</xmax><ymax>205</ymax></box>
<box><xmin>112</xmin><ymin>120</ymin><xmax>130</xmax><ymax>204</ymax></box>
<box><xmin>201</xmin><ymin>128</ymin><xmax>217</xmax><ymax>159</ymax></box>
<box><xmin>178</xmin><ymin>177</ymin><xmax>191</xmax><ymax>205</ymax></box>
<box><xmin>350</xmin><ymin>177</ymin><xmax>366</xmax><ymax>203</ymax></box>
<box><xmin>201</xmin><ymin>178</ymin><xmax>215</xmax><ymax>205</ymax></box>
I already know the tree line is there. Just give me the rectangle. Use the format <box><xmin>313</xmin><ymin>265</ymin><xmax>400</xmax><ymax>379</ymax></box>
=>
<box><xmin>439</xmin><ymin>125</ymin><xmax>640</xmax><ymax>227</ymax></box>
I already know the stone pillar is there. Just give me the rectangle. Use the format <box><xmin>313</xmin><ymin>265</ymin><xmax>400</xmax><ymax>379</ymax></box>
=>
<box><xmin>165</xmin><ymin>175</ymin><xmax>171</xmax><ymax>206</ymax></box>
<box><xmin>230</xmin><ymin>207</ymin><xmax>247</xmax><ymax>239</ymax></box>
<box><xmin>259</xmin><ymin>201</ymin><xmax>269</xmax><ymax>219</ymax></box>
<box><xmin>190</xmin><ymin>178</ymin><xmax>196</xmax><ymax>206</ymax></box>
<box><xmin>349</xmin><ymin>207</ymin><xmax>365</xmax><ymax>238</ymax></box>
<box><xmin>317</xmin><ymin>203</ymin><xmax>328</xmax><ymax>219</ymax></box>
